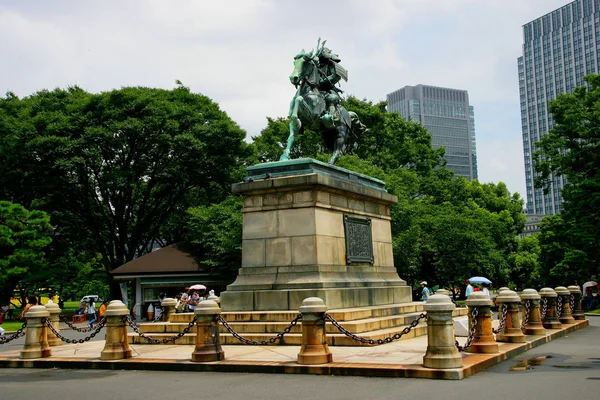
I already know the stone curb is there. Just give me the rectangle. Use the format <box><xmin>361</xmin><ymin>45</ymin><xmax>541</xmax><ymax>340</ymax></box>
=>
<box><xmin>0</xmin><ymin>320</ymin><xmax>589</xmax><ymax>380</ymax></box>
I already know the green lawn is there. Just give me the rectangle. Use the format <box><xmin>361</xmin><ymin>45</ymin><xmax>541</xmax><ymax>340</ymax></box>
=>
<box><xmin>587</xmin><ymin>308</ymin><xmax>600</xmax><ymax>314</ymax></box>
<box><xmin>1</xmin><ymin>321</ymin><xmax>26</xmax><ymax>333</ymax></box>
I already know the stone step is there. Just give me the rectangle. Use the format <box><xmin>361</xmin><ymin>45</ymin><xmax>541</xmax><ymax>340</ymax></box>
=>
<box><xmin>168</xmin><ymin>302</ymin><xmax>436</xmax><ymax>324</ymax></box>
<box><xmin>128</xmin><ymin>320</ymin><xmax>431</xmax><ymax>347</ymax></box>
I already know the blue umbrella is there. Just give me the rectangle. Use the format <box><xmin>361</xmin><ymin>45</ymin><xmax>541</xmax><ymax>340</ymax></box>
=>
<box><xmin>469</xmin><ymin>276</ymin><xmax>492</xmax><ymax>284</ymax></box>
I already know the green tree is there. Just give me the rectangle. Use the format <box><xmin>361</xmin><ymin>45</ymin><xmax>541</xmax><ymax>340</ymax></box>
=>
<box><xmin>534</xmin><ymin>74</ymin><xmax>600</xmax><ymax>281</ymax></box>
<box><xmin>0</xmin><ymin>85</ymin><xmax>251</xmax><ymax>296</ymax></box>
<box><xmin>0</xmin><ymin>201</ymin><xmax>52</xmax><ymax>304</ymax></box>
<box><xmin>186</xmin><ymin>196</ymin><xmax>243</xmax><ymax>279</ymax></box>
<box><xmin>508</xmin><ymin>235</ymin><xmax>541</xmax><ymax>289</ymax></box>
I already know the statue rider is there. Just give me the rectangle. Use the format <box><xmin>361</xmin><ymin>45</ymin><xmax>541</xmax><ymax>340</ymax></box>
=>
<box><xmin>317</xmin><ymin>46</ymin><xmax>347</xmax><ymax>129</ymax></box>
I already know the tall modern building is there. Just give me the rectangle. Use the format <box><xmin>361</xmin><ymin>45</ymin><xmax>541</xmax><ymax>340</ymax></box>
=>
<box><xmin>519</xmin><ymin>0</ymin><xmax>599</xmax><ymax>215</ymax></box>
<box><xmin>387</xmin><ymin>85</ymin><xmax>478</xmax><ymax>180</ymax></box>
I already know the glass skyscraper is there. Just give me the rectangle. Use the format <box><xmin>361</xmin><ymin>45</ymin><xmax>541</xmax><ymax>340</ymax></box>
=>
<box><xmin>519</xmin><ymin>0</ymin><xmax>599</xmax><ymax>215</ymax></box>
<box><xmin>387</xmin><ymin>84</ymin><xmax>478</xmax><ymax>180</ymax></box>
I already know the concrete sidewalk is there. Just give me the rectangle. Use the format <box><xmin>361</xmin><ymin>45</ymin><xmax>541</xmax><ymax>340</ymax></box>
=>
<box><xmin>0</xmin><ymin>319</ymin><xmax>589</xmax><ymax>379</ymax></box>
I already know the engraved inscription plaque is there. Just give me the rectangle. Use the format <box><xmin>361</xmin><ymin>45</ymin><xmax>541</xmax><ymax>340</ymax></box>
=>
<box><xmin>343</xmin><ymin>215</ymin><xmax>374</xmax><ymax>264</ymax></box>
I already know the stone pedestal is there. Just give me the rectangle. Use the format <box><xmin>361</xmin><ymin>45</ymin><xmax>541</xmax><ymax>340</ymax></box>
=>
<box><xmin>520</xmin><ymin>289</ymin><xmax>546</xmax><ymax>335</ymax></box>
<box><xmin>160</xmin><ymin>298</ymin><xmax>177</xmax><ymax>322</ymax></box>
<box><xmin>220</xmin><ymin>159</ymin><xmax>411</xmax><ymax>311</ymax></box>
<box><xmin>568</xmin><ymin>285</ymin><xmax>585</xmax><ymax>320</ymax></box>
<box><xmin>555</xmin><ymin>286</ymin><xmax>576</xmax><ymax>324</ymax></box>
<box><xmin>540</xmin><ymin>288</ymin><xmax>562</xmax><ymax>329</ymax></box>
<box><xmin>297</xmin><ymin>297</ymin><xmax>333</xmax><ymax>365</ymax></box>
<box><xmin>466</xmin><ymin>292</ymin><xmax>498</xmax><ymax>353</ymax></box>
<box><xmin>423</xmin><ymin>294</ymin><xmax>462</xmax><ymax>369</ymax></box>
<box><xmin>101</xmin><ymin>301</ymin><xmax>133</xmax><ymax>360</ymax></box>
<box><xmin>20</xmin><ymin>305</ymin><xmax>51</xmax><ymax>359</ymax></box>
<box><xmin>44</xmin><ymin>302</ymin><xmax>62</xmax><ymax>347</ymax></box>
<box><xmin>494</xmin><ymin>290</ymin><xmax>526</xmax><ymax>343</ymax></box>
<box><xmin>192</xmin><ymin>300</ymin><xmax>225</xmax><ymax>362</ymax></box>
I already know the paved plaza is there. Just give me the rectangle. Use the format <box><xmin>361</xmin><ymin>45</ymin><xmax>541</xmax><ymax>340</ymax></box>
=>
<box><xmin>0</xmin><ymin>316</ymin><xmax>598</xmax><ymax>400</ymax></box>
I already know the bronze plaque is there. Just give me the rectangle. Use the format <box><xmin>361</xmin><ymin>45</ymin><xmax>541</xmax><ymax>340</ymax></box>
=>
<box><xmin>343</xmin><ymin>215</ymin><xmax>374</xmax><ymax>264</ymax></box>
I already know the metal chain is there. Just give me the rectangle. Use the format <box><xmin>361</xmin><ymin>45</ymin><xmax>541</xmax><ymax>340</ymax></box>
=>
<box><xmin>570</xmin><ymin>294</ymin><xmax>575</xmax><ymax>314</ymax></box>
<box><xmin>124</xmin><ymin>315</ymin><xmax>197</xmax><ymax>344</ymax></box>
<box><xmin>325</xmin><ymin>312</ymin><xmax>427</xmax><ymax>345</ymax></box>
<box><xmin>456</xmin><ymin>307</ymin><xmax>479</xmax><ymax>352</ymax></box>
<box><xmin>557</xmin><ymin>296</ymin><xmax>563</xmax><ymax>316</ymax></box>
<box><xmin>217</xmin><ymin>314</ymin><xmax>302</xmax><ymax>345</ymax></box>
<box><xmin>521</xmin><ymin>300</ymin><xmax>531</xmax><ymax>330</ymax></box>
<box><xmin>43</xmin><ymin>317</ymin><xmax>106</xmax><ymax>344</ymax></box>
<box><xmin>59</xmin><ymin>315</ymin><xmax>95</xmax><ymax>332</ymax></box>
<box><xmin>492</xmin><ymin>304</ymin><xmax>508</xmax><ymax>334</ymax></box>
<box><xmin>0</xmin><ymin>321</ymin><xmax>27</xmax><ymax>344</ymax></box>
<box><xmin>541</xmin><ymin>298</ymin><xmax>548</xmax><ymax>320</ymax></box>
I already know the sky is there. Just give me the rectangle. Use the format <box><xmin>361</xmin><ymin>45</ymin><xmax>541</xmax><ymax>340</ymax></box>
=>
<box><xmin>0</xmin><ymin>0</ymin><xmax>573</xmax><ymax>198</ymax></box>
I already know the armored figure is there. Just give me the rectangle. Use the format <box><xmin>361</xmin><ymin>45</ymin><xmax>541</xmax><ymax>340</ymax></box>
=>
<box><xmin>316</xmin><ymin>45</ymin><xmax>347</xmax><ymax>128</ymax></box>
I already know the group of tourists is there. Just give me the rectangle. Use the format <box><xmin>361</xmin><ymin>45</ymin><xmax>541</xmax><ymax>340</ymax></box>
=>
<box><xmin>419</xmin><ymin>280</ymin><xmax>491</xmax><ymax>302</ymax></box>
<box><xmin>174</xmin><ymin>288</ymin><xmax>214</xmax><ymax>313</ymax></box>
<box><xmin>74</xmin><ymin>299</ymin><xmax>108</xmax><ymax>327</ymax></box>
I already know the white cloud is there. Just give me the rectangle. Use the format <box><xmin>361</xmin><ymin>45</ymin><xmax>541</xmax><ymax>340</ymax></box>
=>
<box><xmin>0</xmin><ymin>0</ymin><xmax>570</xmax><ymax>197</ymax></box>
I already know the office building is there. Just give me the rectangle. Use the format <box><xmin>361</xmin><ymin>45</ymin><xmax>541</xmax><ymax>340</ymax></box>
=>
<box><xmin>519</xmin><ymin>0</ymin><xmax>599</xmax><ymax>214</ymax></box>
<box><xmin>387</xmin><ymin>84</ymin><xmax>478</xmax><ymax>180</ymax></box>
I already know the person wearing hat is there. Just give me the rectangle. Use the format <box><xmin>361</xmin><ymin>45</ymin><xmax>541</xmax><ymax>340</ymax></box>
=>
<box><xmin>420</xmin><ymin>281</ymin><xmax>430</xmax><ymax>302</ymax></box>
<box><xmin>465</xmin><ymin>279</ymin><xmax>474</xmax><ymax>298</ymax></box>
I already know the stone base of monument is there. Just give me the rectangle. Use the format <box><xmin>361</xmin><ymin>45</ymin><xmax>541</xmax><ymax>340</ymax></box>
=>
<box><xmin>220</xmin><ymin>159</ymin><xmax>412</xmax><ymax>312</ymax></box>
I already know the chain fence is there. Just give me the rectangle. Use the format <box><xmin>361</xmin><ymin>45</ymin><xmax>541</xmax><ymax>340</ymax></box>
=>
<box><xmin>492</xmin><ymin>304</ymin><xmax>508</xmax><ymax>334</ymax></box>
<box><xmin>326</xmin><ymin>312</ymin><xmax>427</xmax><ymax>345</ymax></box>
<box><xmin>557</xmin><ymin>296</ymin><xmax>563</xmax><ymax>316</ymax></box>
<box><xmin>59</xmin><ymin>315</ymin><xmax>95</xmax><ymax>332</ymax></box>
<box><xmin>43</xmin><ymin>317</ymin><xmax>106</xmax><ymax>344</ymax></box>
<box><xmin>124</xmin><ymin>315</ymin><xmax>197</xmax><ymax>344</ymax></box>
<box><xmin>520</xmin><ymin>300</ymin><xmax>531</xmax><ymax>330</ymax></box>
<box><xmin>217</xmin><ymin>314</ymin><xmax>302</xmax><ymax>345</ymax></box>
<box><xmin>541</xmin><ymin>298</ymin><xmax>548</xmax><ymax>320</ymax></box>
<box><xmin>570</xmin><ymin>294</ymin><xmax>575</xmax><ymax>314</ymax></box>
<box><xmin>455</xmin><ymin>307</ymin><xmax>478</xmax><ymax>352</ymax></box>
<box><xmin>0</xmin><ymin>321</ymin><xmax>27</xmax><ymax>345</ymax></box>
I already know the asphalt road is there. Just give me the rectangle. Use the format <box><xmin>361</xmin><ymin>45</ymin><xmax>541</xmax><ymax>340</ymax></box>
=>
<box><xmin>1</xmin><ymin>317</ymin><xmax>598</xmax><ymax>400</ymax></box>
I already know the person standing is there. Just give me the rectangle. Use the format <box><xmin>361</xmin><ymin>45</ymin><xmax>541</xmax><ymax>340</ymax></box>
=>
<box><xmin>481</xmin><ymin>283</ymin><xmax>490</xmax><ymax>297</ymax></box>
<box><xmin>465</xmin><ymin>280</ymin><xmax>474</xmax><ymax>299</ymax></box>
<box><xmin>420</xmin><ymin>281</ymin><xmax>430</xmax><ymax>302</ymax></box>
<box><xmin>87</xmin><ymin>299</ymin><xmax>97</xmax><ymax>328</ymax></box>
<box><xmin>98</xmin><ymin>300</ymin><xmax>108</xmax><ymax>320</ymax></box>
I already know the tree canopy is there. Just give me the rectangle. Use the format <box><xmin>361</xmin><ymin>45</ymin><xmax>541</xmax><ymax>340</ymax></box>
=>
<box><xmin>534</xmin><ymin>74</ymin><xmax>600</xmax><ymax>282</ymax></box>
<box><xmin>0</xmin><ymin>84</ymin><xmax>252</xmax><ymax>296</ymax></box>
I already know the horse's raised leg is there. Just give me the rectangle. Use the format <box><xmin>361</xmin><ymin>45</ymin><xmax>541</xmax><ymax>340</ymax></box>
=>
<box><xmin>280</xmin><ymin>96</ymin><xmax>303</xmax><ymax>161</ymax></box>
<box><xmin>328</xmin><ymin>124</ymin><xmax>348</xmax><ymax>165</ymax></box>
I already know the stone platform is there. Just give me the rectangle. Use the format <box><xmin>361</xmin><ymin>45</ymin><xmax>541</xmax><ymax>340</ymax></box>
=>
<box><xmin>0</xmin><ymin>319</ymin><xmax>588</xmax><ymax>380</ymax></box>
<box><xmin>221</xmin><ymin>159</ymin><xmax>412</xmax><ymax>311</ymax></box>
<box><xmin>127</xmin><ymin>303</ymin><xmax>468</xmax><ymax>346</ymax></box>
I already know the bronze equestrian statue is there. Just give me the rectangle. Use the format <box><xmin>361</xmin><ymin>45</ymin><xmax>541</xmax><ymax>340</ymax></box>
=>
<box><xmin>279</xmin><ymin>39</ymin><xmax>367</xmax><ymax>165</ymax></box>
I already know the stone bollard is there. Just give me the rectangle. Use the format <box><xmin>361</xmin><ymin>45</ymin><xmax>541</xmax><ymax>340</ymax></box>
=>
<box><xmin>192</xmin><ymin>300</ymin><xmax>224</xmax><ymax>362</ymax></box>
<box><xmin>207</xmin><ymin>294</ymin><xmax>220</xmax><ymax>305</ymax></box>
<box><xmin>423</xmin><ymin>294</ymin><xmax>462</xmax><ymax>369</ymax></box>
<box><xmin>44</xmin><ymin>301</ymin><xmax>62</xmax><ymax>347</ymax></box>
<box><xmin>495</xmin><ymin>287</ymin><xmax>510</xmax><ymax>318</ymax></box>
<box><xmin>466</xmin><ymin>292</ymin><xmax>498</xmax><ymax>353</ymax></box>
<box><xmin>160</xmin><ymin>298</ymin><xmax>177</xmax><ymax>322</ymax></box>
<box><xmin>101</xmin><ymin>301</ymin><xmax>133</xmax><ymax>360</ymax></box>
<box><xmin>555</xmin><ymin>286</ymin><xmax>576</xmax><ymax>324</ymax></box>
<box><xmin>520</xmin><ymin>289</ymin><xmax>546</xmax><ymax>335</ymax></box>
<box><xmin>539</xmin><ymin>288</ymin><xmax>562</xmax><ymax>329</ymax></box>
<box><xmin>498</xmin><ymin>287</ymin><xmax>510</xmax><ymax>293</ymax></box>
<box><xmin>568</xmin><ymin>285</ymin><xmax>585</xmax><ymax>320</ymax></box>
<box><xmin>494</xmin><ymin>290</ymin><xmax>526</xmax><ymax>343</ymax></box>
<box><xmin>20</xmin><ymin>305</ymin><xmax>51</xmax><ymax>359</ymax></box>
<box><xmin>297</xmin><ymin>297</ymin><xmax>333</xmax><ymax>365</ymax></box>
<box><xmin>436</xmin><ymin>289</ymin><xmax>450</xmax><ymax>296</ymax></box>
